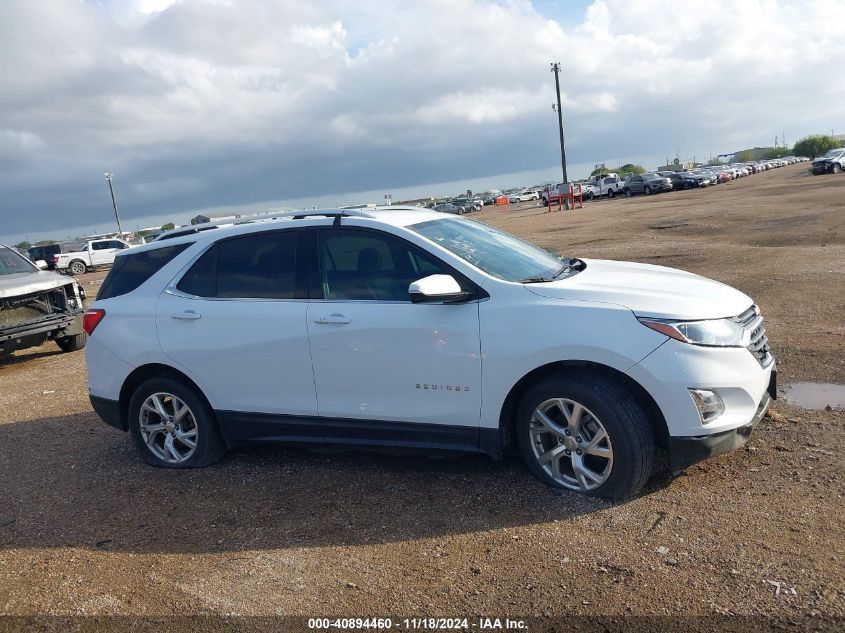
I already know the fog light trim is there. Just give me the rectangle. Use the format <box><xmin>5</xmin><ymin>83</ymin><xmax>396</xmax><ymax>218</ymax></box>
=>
<box><xmin>689</xmin><ymin>388</ymin><xmax>725</xmax><ymax>424</ymax></box>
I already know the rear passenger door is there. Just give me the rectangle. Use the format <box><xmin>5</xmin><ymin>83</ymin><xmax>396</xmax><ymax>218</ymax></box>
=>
<box><xmin>156</xmin><ymin>229</ymin><xmax>317</xmax><ymax>423</ymax></box>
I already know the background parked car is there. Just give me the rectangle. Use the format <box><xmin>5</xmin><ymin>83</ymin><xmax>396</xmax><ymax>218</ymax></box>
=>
<box><xmin>28</xmin><ymin>242</ymin><xmax>84</xmax><ymax>270</ymax></box>
<box><xmin>0</xmin><ymin>244</ymin><xmax>86</xmax><ymax>358</ymax></box>
<box><xmin>811</xmin><ymin>147</ymin><xmax>845</xmax><ymax>174</ymax></box>
<box><xmin>433</xmin><ymin>203</ymin><xmax>465</xmax><ymax>215</ymax></box>
<box><xmin>624</xmin><ymin>173</ymin><xmax>672</xmax><ymax>196</ymax></box>
<box><xmin>667</xmin><ymin>171</ymin><xmax>709</xmax><ymax>190</ymax></box>
<box><xmin>449</xmin><ymin>198</ymin><xmax>481</xmax><ymax>213</ymax></box>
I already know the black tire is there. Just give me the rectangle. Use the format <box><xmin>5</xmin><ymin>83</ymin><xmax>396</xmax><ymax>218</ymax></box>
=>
<box><xmin>128</xmin><ymin>376</ymin><xmax>225</xmax><ymax>469</ymax></box>
<box><xmin>608</xmin><ymin>189</ymin><xmax>615</xmax><ymax>199</ymax></box>
<box><xmin>587</xmin><ymin>191</ymin><xmax>595</xmax><ymax>200</ymax></box>
<box><xmin>515</xmin><ymin>371</ymin><xmax>655</xmax><ymax>500</ymax></box>
<box><xmin>56</xmin><ymin>332</ymin><xmax>87</xmax><ymax>352</ymax></box>
<box><xmin>625</xmin><ymin>188</ymin><xmax>632</xmax><ymax>198</ymax></box>
<box><xmin>683</xmin><ymin>181</ymin><xmax>691</xmax><ymax>190</ymax></box>
<box><xmin>68</xmin><ymin>260</ymin><xmax>86</xmax><ymax>276</ymax></box>
<box><xmin>644</xmin><ymin>186</ymin><xmax>652</xmax><ymax>195</ymax></box>
<box><xmin>833</xmin><ymin>163</ymin><xmax>841</xmax><ymax>174</ymax></box>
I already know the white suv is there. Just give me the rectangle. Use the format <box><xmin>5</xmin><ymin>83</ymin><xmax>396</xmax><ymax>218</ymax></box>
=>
<box><xmin>84</xmin><ymin>208</ymin><xmax>775</xmax><ymax>499</ymax></box>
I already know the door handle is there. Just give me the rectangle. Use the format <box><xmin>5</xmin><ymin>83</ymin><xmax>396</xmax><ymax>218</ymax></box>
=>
<box><xmin>171</xmin><ymin>310</ymin><xmax>201</xmax><ymax>320</ymax></box>
<box><xmin>314</xmin><ymin>314</ymin><xmax>351</xmax><ymax>325</ymax></box>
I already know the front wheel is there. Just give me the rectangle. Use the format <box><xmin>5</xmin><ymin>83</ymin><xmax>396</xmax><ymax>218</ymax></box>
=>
<box><xmin>587</xmin><ymin>191</ymin><xmax>595</xmax><ymax>200</ymax></box>
<box><xmin>683</xmin><ymin>181</ymin><xmax>691</xmax><ymax>190</ymax></box>
<box><xmin>516</xmin><ymin>372</ymin><xmax>655</xmax><ymax>499</ymax></box>
<box><xmin>625</xmin><ymin>188</ymin><xmax>632</xmax><ymax>198</ymax></box>
<box><xmin>644</xmin><ymin>186</ymin><xmax>652</xmax><ymax>195</ymax></box>
<box><xmin>833</xmin><ymin>163</ymin><xmax>842</xmax><ymax>174</ymax></box>
<box><xmin>128</xmin><ymin>377</ymin><xmax>225</xmax><ymax>469</ymax></box>
<box><xmin>608</xmin><ymin>189</ymin><xmax>615</xmax><ymax>198</ymax></box>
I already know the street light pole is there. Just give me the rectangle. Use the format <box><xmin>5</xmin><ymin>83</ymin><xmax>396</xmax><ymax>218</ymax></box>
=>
<box><xmin>550</xmin><ymin>62</ymin><xmax>568</xmax><ymax>185</ymax></box>
<box><xmin>104</xmin><ymin>172</ymin><xmax>123</xmax><ymax>236</ymax></box>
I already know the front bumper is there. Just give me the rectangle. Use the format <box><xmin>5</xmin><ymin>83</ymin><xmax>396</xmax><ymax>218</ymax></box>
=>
<box><xmin>668</xmin><ymin>391</ymin><xmax>770</xmax><ymax>470</ymax></box>
<box><xmin>0</xmin><ymin>312</ymin><xmax>83</xmax><ymax>354</ymax></box>
<box><xmin>811</xmin><ymin>163</ymin><xmax>830</xmax><ymax>174</ymax></box>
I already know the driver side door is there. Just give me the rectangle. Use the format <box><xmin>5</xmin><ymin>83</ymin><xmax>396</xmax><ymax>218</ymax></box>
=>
<box><xmin>306</xmin><ymin>227</ymin><xmax>483</xmax><ymax>444</ymax></box>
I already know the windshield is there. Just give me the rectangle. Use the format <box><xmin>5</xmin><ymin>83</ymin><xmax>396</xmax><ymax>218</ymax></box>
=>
<box><xmin>823</xmin><ymin>148</ymin><xmax>844</xmax><ymax>158</ymax></box>
<box><xmin>0</xmin><ymin>247</ymin><xmax>38</xmax><ymax>275</ymax></box>
<box><xmin>409</xmin><ymin>218</ymin><xmax>567</xmax><ymax>282</ymax></box>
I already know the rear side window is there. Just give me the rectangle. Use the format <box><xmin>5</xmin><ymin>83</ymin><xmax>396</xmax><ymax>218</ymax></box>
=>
<box><xmin>97</xmin><ymin>243</ymin><xmax>191</xmax><ymax>300</ymax></box>
<box><xmin>177</xmin><ymin>230</ymin><xmax>300</xmax><ymax>299</ymax></box>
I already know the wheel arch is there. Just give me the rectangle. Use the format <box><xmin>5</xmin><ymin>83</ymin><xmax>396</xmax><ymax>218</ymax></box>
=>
<box><xmin>495</xmin><ymin>360</ymin><xmax>669</xmax><ymax>456</ymax></box>
<box><xmin>118</xmin><ymin>363</ymin><xmax>228</xmax><ymax>445</ymax></box>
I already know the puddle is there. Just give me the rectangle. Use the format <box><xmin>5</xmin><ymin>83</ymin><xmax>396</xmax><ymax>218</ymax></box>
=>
<box><xmin>782</xmin><ymin>383</ymin><xmax>845</xmax><ymax>411</ymax></box>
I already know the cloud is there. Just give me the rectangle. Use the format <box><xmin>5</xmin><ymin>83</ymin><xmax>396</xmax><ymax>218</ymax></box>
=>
<box><xmin>1</xmin><ymin>0</ymin><xmax>843</xmax><ymax>241</ymax></box>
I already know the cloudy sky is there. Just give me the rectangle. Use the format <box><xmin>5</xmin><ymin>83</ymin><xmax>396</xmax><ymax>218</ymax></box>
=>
<box><xmin>1</xmin><ymin>0</ymin><xmax>842</xmax><ymax>243</ymax></box>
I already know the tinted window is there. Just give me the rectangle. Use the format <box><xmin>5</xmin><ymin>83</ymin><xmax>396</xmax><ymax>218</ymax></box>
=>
<box><xmin>319</xmin><ymin>229</ymin><xmax>454</xmax><ymax>301</ymax></box>
<box><xmin>91</xmin><ymin>241</ymin><xmax>109</xmax><ymax>250</ymax></box>
<box><xmin>217</xmin><ymin>231</ymin><xmax>298</xmax><ymax>299</ymax></box>
<box><xmin>176</xmin><ymin>245</ymin><xmax>217</xmax><ymax>297</ymax></box>
<box><xmin>177</xmin><ymin>231</ymin><xmax>299</xmax><ymax>299</ymax></box>
<box><xmin>97</xmin><ymin>243</ymin><xmax>191</xmax><ymax>300</ymax></box>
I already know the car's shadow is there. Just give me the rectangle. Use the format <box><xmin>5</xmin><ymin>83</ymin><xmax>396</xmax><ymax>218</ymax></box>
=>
<box><xmin>0</xmin><ymin>413</ymin><xmax>675</xmax><ymax>554</ymax></box>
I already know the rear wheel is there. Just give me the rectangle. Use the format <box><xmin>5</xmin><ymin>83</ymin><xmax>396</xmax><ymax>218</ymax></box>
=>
<box><xmin>516</xmin><ymin>372</ymin><xmax>655</xmax><ymax>499</ymax></box>
<box><xmin>68</xmin><ymin>260</ymin><xmax>86</xmax><ymax>276</ymax></box>
<box><xmin>128</xmin><ymin>377</ymin><xmax>225</xmax><ymax>469</ymax></box>
<box><xmin>56</xmin><ymin>332</ymin><xmax>87</xmax><ymax>353</ymax></box>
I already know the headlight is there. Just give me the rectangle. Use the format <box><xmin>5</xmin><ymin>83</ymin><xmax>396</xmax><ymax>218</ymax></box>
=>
<box><xmin>638</xmin><ymin>317</ymin><xmax>749</xmax><ymax>347</ymax></box>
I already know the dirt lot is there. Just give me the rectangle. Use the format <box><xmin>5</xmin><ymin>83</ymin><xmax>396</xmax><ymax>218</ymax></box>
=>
<box><xmin>1</xmin><ymin>162</ymin><xmax>843</xmax><ymax>630</ymax></box>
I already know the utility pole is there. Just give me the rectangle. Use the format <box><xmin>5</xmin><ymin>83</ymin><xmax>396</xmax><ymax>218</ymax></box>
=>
<box><xmin>104</xmin><ymin>173</ymin><xmax>123</xmax><ymax>236</ymax></box>
<box><xmin>550</xmin><ymin>62</ymin><xmax>568</xmax><ymax>208</ymax></box>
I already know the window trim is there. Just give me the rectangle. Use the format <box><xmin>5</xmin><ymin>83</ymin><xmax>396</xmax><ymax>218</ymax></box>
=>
<box><xmin>310</xmin><ymin>226</ymin><xmax>486</xmax><ymax>304</ymax></box>
<box><xmin>167</xmin><ymin>227</ymin><xmax>308</xmax><ymax>302</ymax></box>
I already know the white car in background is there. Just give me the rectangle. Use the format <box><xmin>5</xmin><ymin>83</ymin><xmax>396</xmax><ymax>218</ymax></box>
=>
<box><xmin>85</xmin><ymin>208</ymin><xmax>775</xmax><ymax>499</ymax></box>
<box><xmin>510</xmin><ymin>189</ymin><xmax>540</xmax><ymax>202</ymax></box>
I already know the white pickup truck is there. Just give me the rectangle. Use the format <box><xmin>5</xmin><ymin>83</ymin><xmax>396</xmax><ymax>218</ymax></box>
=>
<box><xmin>587</xmin><ymin>175</ymin><xmax>626</xmax><ymax>198</ymax></box>
<box><xmin>53</xmin><ymin>239</ymin><xmax>132</xmax><ymax>275</ymax></box>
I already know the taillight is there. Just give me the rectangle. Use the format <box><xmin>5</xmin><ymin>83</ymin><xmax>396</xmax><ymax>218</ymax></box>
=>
<box><xmin>51</xmin><ymin>255</ymin><xmax>59</xmax><ymax>263</ymax></box>
<box><xmin>83</xmin><ymin>309</ymin><xmax>106</xmax><ymax>335</ymax></box>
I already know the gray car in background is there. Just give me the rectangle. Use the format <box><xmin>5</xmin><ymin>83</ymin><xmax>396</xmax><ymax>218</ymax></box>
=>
<box><xmin>0</xmin><ymin>245</ymin><xmax>87</xmax><ymax>359</ymax></box>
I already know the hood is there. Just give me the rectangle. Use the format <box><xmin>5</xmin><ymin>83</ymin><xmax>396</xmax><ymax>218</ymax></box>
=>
<box><xmin>0</xmin><ymin>270</ymin><xmax>75</xmax><ymax>299</ymax></box>
<box><xmin>524</xmin><ymin>258</ymin><xmax>752</xmax><ymax>320</ymax></box>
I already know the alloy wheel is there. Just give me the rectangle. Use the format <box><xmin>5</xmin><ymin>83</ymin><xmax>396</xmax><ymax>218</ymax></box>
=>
<box><xmin>529</xmin><ymin>398</ymin><xmax>613</xmax><ymax>491</ymax></box>
<box><xmin>139</xmin><ymin>392</ymin><xmax>199</xmax><ymax>464</ymax></box>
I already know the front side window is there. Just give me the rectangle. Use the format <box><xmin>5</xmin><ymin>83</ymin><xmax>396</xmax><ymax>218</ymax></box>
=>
<box><xmin>408</xmin><ymin>218</ymin><xmax>568</xmax><ymax>282</ymax></box>
<box><xmin>177</xmin><ymin>230</ymin><xmax>299</xmax><ymax>299</ymax></box>
<box><xmin>318</xmin><ymin>229</ymin><xmax>454</xmax><ymax>301</ymax></box>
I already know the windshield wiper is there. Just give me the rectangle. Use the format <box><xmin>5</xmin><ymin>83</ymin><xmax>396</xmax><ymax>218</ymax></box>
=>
<box><xmin>519</xmin><ymin>260</ymin><xmax>572</xmax><ymax>283</ymax></box>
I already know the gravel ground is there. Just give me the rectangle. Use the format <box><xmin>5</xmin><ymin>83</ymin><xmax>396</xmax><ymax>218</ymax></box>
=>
<box><xmin>0</xmin><ymin>162</ymin><xmax>843</xmax><ymax>631</ymax></box>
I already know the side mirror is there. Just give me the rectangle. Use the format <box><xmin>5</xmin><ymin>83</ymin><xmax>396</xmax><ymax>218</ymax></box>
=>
<box><xmin>35</xmin><ymin>259</ymin><xmax>48</xmax><ymax>270</ymax></box>
<box><xmin>409</xmin><ymin>274</ymin><xmax>471</xmax><ymax>304</ymax></box>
